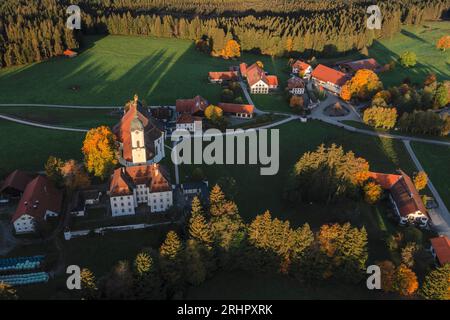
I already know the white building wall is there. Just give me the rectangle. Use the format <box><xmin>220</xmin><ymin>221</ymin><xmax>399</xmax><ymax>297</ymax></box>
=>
<box><xmin>147</xmin><ymin>191</ymin><xmax>173</xmax><ymax>213</ymax></box>
<box><xmin>13</xmin><ymin>214</ymin><xmax>35</xmax><ymax>234</ymax></box>
<box><xmin>250</xmin><ymin>80</ymin><xmax>269</xmax><ymax>94</ymax></box>
<box><xmin>176</xmin><ymin>122</ymin><xmax>195</xmax><ymax>132</ymax></box>
<box><xmin>110</xmin><ymin>195</ymin><xmax>136</xmax><ymax>216</ymax></box>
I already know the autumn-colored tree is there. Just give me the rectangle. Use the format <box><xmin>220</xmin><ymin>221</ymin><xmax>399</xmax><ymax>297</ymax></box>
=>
<box><xmin>289</xmin><ymin>95</ymin><xmax>304</xmax><ymax>113</ymax></box>
<box><xmin>340</xmin><ymin>83</ymin><xmax>352</xmax><ymax>101</ymax></box>
<box><xmin>400</xmin><ymin>51</ymin><xmax>417</xmax><ymax>68</ymax></box>
<box><xmin>433</xmin><ymin>83</ymin><xmax>449</xmax><ymax>109</ymax></box>
<box><xmin>222</xmin><ymin>39</ymin><xmax>240</xmax><ymax>58</ymax></box>
<box><xmin>61</xmin><ymin>159</ymin><xmax>91</xmax><ymax>191</ymax></box>
<box><xmin>0</xmin><ymin>282</ymin><xmax>17</xmax><ymax>300</ymax></box>
<box><xmin>363</xmin><ymin>181</ymin><xmax>383</xmax><ymax>204</ymax></box>
<box><xmin>134</xmin><ymin>252</ymin><xmax>152</xmax><ymax>275</ymax></box>
<box><xmin>378</xmin><ymin>260</ymin><xmax>396</xmax><ymax>292</ymax></box>
<box><xmin>401</xmin><ymin>242</ymin><xmax>418</xmax><ymax>268</ymax></box>
<box><xmin>420</xmin><ymin>264</ymin><xmax>450</xmax><ymax>300</ymax></box>
<box><xmin>80</xmin><ymin>268</ymin><xmax>97</xmax><ymax>299</ymax></box>
<box><xmin>82</xmin><ymin>126</ymin><xmax>118</xmax><ymax>180</ymax></box>
<box><xmin>393</xmin><ymin>264</ymin><xmax>419</xmax><ymax>296</ymax></box>
<box><xmin>204</xmin><ymin>104</ymin><xmax>223</xmax><ymax>120</ymax></box>
<box><xmin>190</xmin><ymin>196</ymin><xmax>203</xmax><ymax>217</ymax></box>
<box><xmin>45</xmin><ymin>156</ymin><xmax>64</xmax><ymax>186</ymax></box>
<box><xmin>286</xmin><ymin>38</ymin><xmax>293</xmax><ymax>53</ymax></box>
<box><xmin>133</xmin><ymin>251</ymin><xmax>163</xmax><ymax>300</ymax></box>
<box><xmin>209</xmin><ymin>184</ymin><xmax>226</xmax><ymax>216</ymax></box>
<box><xmin>256</xmin><ymin>60</ymin><xmax>264</xmax><ymax>69</ymax></box>
<box><xmin>363</xmin><ymin>106</ymin><xmax>398</xmax><ymax>129</ymax></box>
<box><xmin>436</xmin><ymin>35</ymin><xmax>450</xmax><ymax>51</ymax></box>
<box><xmin>159</xmin><ymin>231</ymin><xmax>184</xmax><ymax>290</ymax></box>
<box><xmin>345</xmin><ymin>69</ymin><xmax>383</xmax><ymax>100</ymax></box>
<box><xmin>413</xmin><ymin>171</ymin><xmax>428</xmax><ymax>191</ymax></box>
<box><xmin>189</xmin><ymin>210</ymin><xmax>213</xmax><ymax>246</ymax></box>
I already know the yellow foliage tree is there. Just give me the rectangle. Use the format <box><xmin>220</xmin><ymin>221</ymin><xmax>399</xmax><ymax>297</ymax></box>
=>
<box><xmin>364</xmin><ymin>181</ymin><xmax>383</xmax><ymax>204</ymax></box>
<box><xmin>223</xmin><ymin>40</ymin><xmax>241</xmax><ymax>58</ymax></box>
<box><xmin>413</xmin><ymin>171</ymin><xmax>428</xmax><ymax>191</ymax></box>
<box><xmin>436</xmin><ymin>35</ymin><xmax>450</xmax><ymax>51</ymax></box>
<box><xmin>256</xmin><ymin>60</ymin><xmax>264</xmax><ymax>69</ymax></box>
<box><xmin>363</xmin><ymin>106</ymin><xmax>397</xmax><ymax>129</ymax></box>
<box><xmin>204</xmin><ymin>104</ymin><xmax>223</xmax><ymax>120</ymax></box>
<box><xmin>61</xmin><ymin>159</ymin><xmax>91</xmax><ymax>191</ymax></box>
<box><xmin>82</xmin><ymin>126</ymin><xmax>118</xmax><ymax>179</ymax></box>
<box><xmin>393</xmin><ymin>264</ymin><xmax>419</xmax><ymax>296</ymax></box>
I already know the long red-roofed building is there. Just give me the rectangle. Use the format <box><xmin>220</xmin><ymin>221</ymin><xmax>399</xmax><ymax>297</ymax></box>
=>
<box><xmin>218</xmin><ymin>103</ymin><xmax>255</xmax><ymax>118</ymax></box>
<box><xmin>0</xmin><ymin>170</ymin><xmax>34</xmax><ymax>197</ymax></box>
<box><xmin>430</xmin><ymin>236</ymin><xmax>450</xmax><ymax>266</ymax></box>
<box><xmin>311</xmin><ymin>64</ymin><xmax>348</xmax><ymax>95</ymax></box>
<box><xmin>176</xmin><ymin>95</ymin><xmax>209</xmax><ymax>115</ymax></box>
<box><xmin>12</xmin><ymin>176</ymin><xmax>62</xmax><ymax>234</ymax></box>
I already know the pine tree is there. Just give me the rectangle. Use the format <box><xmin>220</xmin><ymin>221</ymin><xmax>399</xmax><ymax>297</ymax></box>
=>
<box><xmin>420</xmin><ymin>264</ymin><xmax>450</xmax><ymax>300</ymax></box>
<box><xmin>209</xmin><ymin>184</ymin><xmax>226</xmax><ymax>217</ymax></box>
<box><xmin>189</xmin><ymin>212</ymin><xmax>213</xmax><ymax>246</ymax></box>
<box><xmin>159</xmin><ymin>231</ymin><xmax>184</xmax><ymax>292</ymax></box>
<box><xmin>190</xmin><ymin>196</ymin><xmax>203</xmax><ymax>217</ymax></box>
<box><xmin>80</xmin><ymin>268</ymin><xmax>97</xmax><ymax>300</ymax></box>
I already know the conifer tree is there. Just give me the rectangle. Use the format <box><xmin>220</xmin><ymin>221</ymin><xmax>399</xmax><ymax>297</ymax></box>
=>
<box><xmin>420</xmin><ymin>264</ymin><xmax>450</xmax><ymax>300</ymax></box>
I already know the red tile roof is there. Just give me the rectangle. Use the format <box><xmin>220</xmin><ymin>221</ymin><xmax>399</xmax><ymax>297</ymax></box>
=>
<box><xmin>246</xmin><ymin>63</ymin><xmax>267</xmax><ymax>87</ymax></box>
<box><xmin>176</xmin><ymin>95</ymin><xmax>208</xmax><ymax>114</ymax></box>
<box><xmin>208</xmin><ymin>71</ymin><xmax>239</xmax><ymax>81</ymax></box>
<box><xmin>341</xmin><ymin>58</ymin><xmax>380</xmax><ymax>72</ymax></box>
<box><xmin>430</xmin><ymin>236</ymin><xmax>450</xmax><ymax>265</ymax></box>
<box><xmin>113</xmin><ymin>99</ymin><xmax>163</xmax><ymax>162</ymax></box>
<box><xmin>110</xmin><ymin>164</ymin><xmax>171</xmax><ymax>197</ymax></box>
<box><xmin>292</xmin><ymin>60</ymin><xmax>311</xmax><ymax>72</ymax></box>
<box><xmin>369</xmin><ymin>170</ymin><xmax>427</xmax><ymax>218</ymax></box>
<box><xmin>311</xmin><ymin>64</ymin><xmax>348</xmax><ymax>87</ymax></box>
<box><xmin>176</xmin><ymin>113</ymin><xmax>202</xmax><ymax>124</ymax></box>
<box><xmin>218</xmin><ymin>103</ymin><xmax>254</xmax><ymax>114</ymax></box>
<box><xmin>239</xmin><ymin>63</ymin><xmax>247</xmax><ymax>76</ymax></box>
<box><xmin>1</xmin><ymin>170</ymin><xmax>34</xmax><ymax>194</ymax></box>
<box><xmin>367</xmin><ymin>172</ymin><xmax>402</xmax><ymax>189</ymax></box>
<box><xmin>12</xmin><ymin>176</ymin><xmax>62</xmax><ymax>222</ymax></box>
<box><xmin>266</xmin><ymin>75</ymin><xmax>278</xmax><ymax>87</ymax></box>
<box><xmin>63</xmin><ymin>49</ymin><xmax>77</xmax><ymax>57</ymax></box>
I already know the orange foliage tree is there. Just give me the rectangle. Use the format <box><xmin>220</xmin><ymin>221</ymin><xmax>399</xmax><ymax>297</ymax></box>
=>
<box><xmin>82</xmin><ymin>126</ymin><xmax>118</xmax><ymax>179</ymax></box>
<box><xmin>436</xmin><ymin>35</ymin><xmax>450</xmax><ymax>51</ymax></box>
<box><xmin>378</xmin><ymin>260</ymin><xmax>396</xmax><ymax>292</ymax></box>
<box><xmin>222</xmin><ymin>40</ymin><xmax>241</xmax><ymax>58</ymax></box>
<box><xmin>340</xmin><ymin>83</ymin><xmax>352</xmax><ymax>101</ymax></box>
<box><xmin>363</xmin><ymin>181</ymin><xmax>383</xmax><ymax>204</ymax></box>
<box><xmin>61</xmin><ymin>159</ymin><xmax>91</xmax><ymax>191</ymax></box>
<box><xmin>393</xmin><ymin>264</ymin><xmax>419</xmax><ymax>296</ymax></box>
<box><xmin>345</xmin><ymin>69</ymin><xmax>383</xmax><ymax>100</ymax></box>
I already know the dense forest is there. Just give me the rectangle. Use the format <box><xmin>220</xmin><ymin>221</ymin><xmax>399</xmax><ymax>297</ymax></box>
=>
<box><xmin>0</xmin><ymin>0</ymin><xmax>449</xmax><ymax>67</ymax></box>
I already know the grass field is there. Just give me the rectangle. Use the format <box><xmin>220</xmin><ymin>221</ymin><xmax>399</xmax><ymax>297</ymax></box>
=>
<box><xmin>0</xmin><ymin>120</ymin><xmax>85</xmax><ymax>177</ymax></box>
<box><xmin>0</xmin><ymin>106</ymin><xmax>120</xmax><ymax>129</ymax></box>
<box><xmin>411</xmin><ymin>142</ymin><xmax>450</xmax><ymax>209</ymax></box>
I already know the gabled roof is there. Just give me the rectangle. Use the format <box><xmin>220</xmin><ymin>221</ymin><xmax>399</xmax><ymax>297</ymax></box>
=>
<box><xmin>239</xmin><ymin>63</ymin><xmax>247</xmax><ymax>76</ymax></box>
<box><xmin>266</xmin><ymin>75</ymin><xmax>278</xmax><ymax>87</ymax></box>
<box><xmin>113</xmin><ymin>98</ymin><xmax>164</xmax><ymax>162</ymax></box>
<box><xmin>292</xmin><ymin>60</ymin><xmax>311</xmax><ymax>71</ymax></box>
<box><xmin>311</xmin><ymin>64</ymin><xmax>348</xmax><ymax>87</ymax></box>
<box><xmin>208</xmin><ymin>71</ymin><xmax>239</xmax><ymax>81</ymax></box>
<box><xmin>176</xmin><ymin>95</ymin><xmax>208</xmax><ymax>114</ymax></box>
<box><xmin>176</xmin><ymin>113</ymin><xmax>202</xmax><ymax>124</ymax></box>
<box><xmin>430</xmin><ymin>236</ymin><xmax>450</xmax><ymax>265</ymax></box>
<box><xmin>63</xmin><ymin>49</ymin><xmax>77</xmax><ymax>56</ymax></box>
<box><xmin>1</xmin><ymin>170</ymin><xmax>34</xmax><ymax>194</ymax></box>
<box><xmin>246</xmin><ymin>63</ymin><xmax>268</xmax><ymax>87</ymax></box>
<box><xmin>341</xmin><ymin>58</ymin><xmax>380</xmax><ymax>72</ymax></box>
<box><xmin>218</xmin><ymin>103</ymin><xmax>254</xmax><ymax>114</ymax></box>
<box><xmin>367</xmin><ymin>172</ymin><xmax>402</xmax><ymax>189</ymax></box>
<box><xmin>12</xmin><ymin>176</ymin><xmax>62</xmax><ymax>223</ymax></box>
<box><xmin>287</xmin><ymin>76</ymin><xmax>305</xmax><ymax>89</ymax></box>
<box><xmin>110</xmin><ymin>164</ymin><xmax>172</xmax><ymax>197</ymax></box>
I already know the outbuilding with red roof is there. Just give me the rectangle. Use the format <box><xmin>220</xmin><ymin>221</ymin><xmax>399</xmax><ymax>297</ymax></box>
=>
<box><xmin>311</xmin><ymin>64</ymin><xmax>348</xmax><ymax>95</ymax></box>
<box><xmin>430</xmin><ymin>236</ymin><xmax>450</xmax><ymax>266</ymax></box>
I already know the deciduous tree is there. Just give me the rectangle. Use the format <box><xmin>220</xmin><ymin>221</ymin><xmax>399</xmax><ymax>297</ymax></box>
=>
<box><xmin>393</xmin><ymin>264</ymin><xmax>419</xmax><ymax>296</ymax></box>
<box><xmin>413</xmin><ymin>171</ymin><xmax>428</xmax><ymax>191</ymax></box>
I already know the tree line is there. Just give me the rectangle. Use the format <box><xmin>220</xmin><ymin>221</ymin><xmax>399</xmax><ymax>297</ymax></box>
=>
<box><xmin>1</xmin><ymin>0</ymin><xmax>449</xmax><ymax>67</ymax></box>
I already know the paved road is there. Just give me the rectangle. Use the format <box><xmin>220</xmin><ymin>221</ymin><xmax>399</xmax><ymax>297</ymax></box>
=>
<box><xmin>403</xmin><ymin>140</ymin><xmax>450</xmax><ymax>237</ymax></box>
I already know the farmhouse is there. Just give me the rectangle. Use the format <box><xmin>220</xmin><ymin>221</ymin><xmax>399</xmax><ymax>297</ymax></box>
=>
<box><xmin>368</xmin><ymin>170</ymin><xmax>429</xmax><ymax>227</ymax></box>
<box><xmin>430</xmin><ymin>236</ymin><xmax>450</xmax><ymax>266</ymax></box>
<box><xmin>63</xmin><ymin>49</ymin><xmax>78</xmax><ymax>58</ymax></box>
<box><xmin>176</xmin><ymin>95</ymin><xmax>209</xmax><ymax>115</ymax></box>
<box><xmin>338</xmin><ymin>58</ymin><xmax>381</xmax><ymax>74</ymax></box>
<box><xmin>287</xmin><ymin>76</ymin><xmax>305</xmax><ymax>95</ymax></box>
<box><xmin>0</xmin><ymin>170</ymin><xmax>34</xmax><ymax>198</ymax></box>
<box><xmin>12</xmin><ymin>176</ymin><xmax>62</xmax><ymax>234</ymax></box>
<box><xmin>176</xmin><ymin>113</ymin><xmax>203</xmax><ymax>132</ymax></box>
<box><xmin>208</xmin><ymin>71</ymin><xmax>239</xmax><ymax>83</ymax></box>
<box><xmin>291</xmin><ymin>60</ymin><xmax>313</xmax><ymax>78</ymax></box>
<box><xmin>113</xmin><ymin>95</ymin><xmax>165</xmax><ymax>166</ymax></box>
<box><xmin>218</xmin><ymin>103</ymin><xmax>255</xmax><ymax>118</ymax></box>
<box><xmin>311</xmin><ymin>64</ymin><xmax>348</xmax><ymax>95</ymax></box>
<box><xmin>240</xmin><ymin>63</ymin><xmax>279</xmax><ymax>94</ymax></box>
<box><xmin>109</xmin><ymin>164</ymin><xmax>173</xmax><ymax>216</ymax></box>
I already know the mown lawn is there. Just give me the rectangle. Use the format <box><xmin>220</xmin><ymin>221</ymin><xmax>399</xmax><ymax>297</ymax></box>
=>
<box><xmin>0</xmin><ymin>120</ymin><xmax>85</xmax><ymax>177</ymax></box>
<box><xmin>0</xmin><ymin>106</ymin><xmax>120</xmax><ymax>129</ymax></box>
<box><xmin>368</xmin><ymin>21</ymin><xmax>450</xmax><ymax>87</ymax></box>
<box><xmin>179</xmin><ymin>119</ymin><xmax>417</xmax><ymax>226</ymax></box>
<box><xmin>411</xmin><ymin>142</ymin><xmax>450</xmax><ymax>209</ymax></box>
